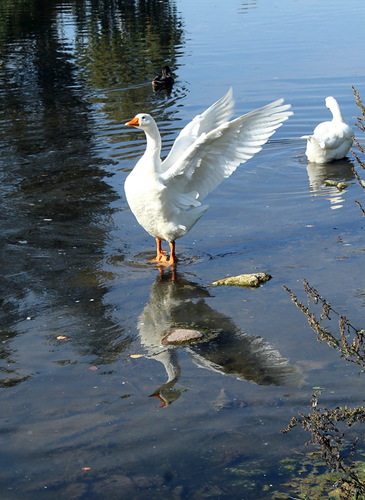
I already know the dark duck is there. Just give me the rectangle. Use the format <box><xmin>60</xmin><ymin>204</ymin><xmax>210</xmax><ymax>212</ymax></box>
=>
<box><xmin>152</xmin><ymin>66</ymin><xmax>174</xmax><ymax>92</ymax></box>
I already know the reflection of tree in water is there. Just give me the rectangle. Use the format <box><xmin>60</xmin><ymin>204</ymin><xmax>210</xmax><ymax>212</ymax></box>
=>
<box><xmin>73</xmin><ymin>2</ymin><xmax>186</xmax><ymax>170</ymax></box>
<box><xmin>73</xmin><ymin>0</ymin><xmax>184</xmax><ymax>87</ymax></box>
<box><xmin>0</xmin><ymin>1</ymin><xmax>158</xmax><ymax>383</ymax></box>
<box><xmin>0</xmin><ymin>0</ymin><xmax>185</xmax><ymax>385</ymax></box>
<box><xmin>68</xmin><ymin>0</ymin><xmax>185</xmax><ymax>125</ymax></box>
<box><xmin>138</xmin><ymin>272</ymin><xmax>302</xmax><ymax>406</ymax></box>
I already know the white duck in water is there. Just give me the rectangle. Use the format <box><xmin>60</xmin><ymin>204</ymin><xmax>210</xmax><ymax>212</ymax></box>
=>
<box><xmin>302</xmin><ymin>96</ymin><xmax>354</xmax><ymax>164</ymax></box>
<box><xmin>124</xmin><ymin>89</ymin><xmax>292</xmax><ymax>266</ymax></box>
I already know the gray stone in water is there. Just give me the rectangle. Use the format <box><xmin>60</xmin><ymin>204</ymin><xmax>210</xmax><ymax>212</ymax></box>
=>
<box><xmin>324</xmin><ymin>179</ymin><xmax>349</xmax><ymax>190</ymax></box>
<box><xmin>212</xmin><ymin>272</ymin><xmax>272</xmax><ymax>288</ymax></box>
<box><xmin>161</xmin><ymin>328</ymin><xmax>204</xmax><ymax>346</ymax></box>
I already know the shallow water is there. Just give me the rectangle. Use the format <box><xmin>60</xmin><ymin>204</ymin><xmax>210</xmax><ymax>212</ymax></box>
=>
<box><xmin>1</xmin><ymin>0</ymin><xmax>365</xmax><ymax>498</ymax></box>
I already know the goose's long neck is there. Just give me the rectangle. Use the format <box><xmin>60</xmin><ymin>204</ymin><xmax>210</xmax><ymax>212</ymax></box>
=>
<box><xmin>144</xmin><ymin>122</ymin><xmax>162</xmax><ymax>160</ymax></box>
<box><xmin>330</xmin><ymin>101</ymin><xmax>344</xmax><ymax>122</ymax></box>
<box><xmin>132</xmin><ymin>122</ymin><xmax>162</xmax><ymax>176</ymax></box>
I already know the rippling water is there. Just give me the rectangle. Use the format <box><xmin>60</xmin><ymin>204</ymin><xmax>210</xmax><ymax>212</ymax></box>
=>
<box><xmin>1</xmin><ymin>0</ymin><xmax>365</xmax><ymax>498</ymax></box>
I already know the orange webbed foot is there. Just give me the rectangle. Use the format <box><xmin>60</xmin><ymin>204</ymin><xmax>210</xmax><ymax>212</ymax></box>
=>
<box><xmin>151</xmin><ymin>239</ymin><xmax>177</xmax><ymax>267</ymax></box>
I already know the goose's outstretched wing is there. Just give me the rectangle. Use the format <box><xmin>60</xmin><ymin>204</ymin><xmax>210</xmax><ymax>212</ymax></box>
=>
<box><xmin>161</xmin><ymin>99</ymin><xmax>293</xmax><ymax>201</ymax></box>
<box><xmin>161</xmin><ymin>89</ymin><xmax>235</xmax><ymax>172</ymax></box>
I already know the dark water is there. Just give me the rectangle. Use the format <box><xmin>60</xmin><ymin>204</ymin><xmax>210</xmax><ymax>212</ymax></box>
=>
<box><xmin>1</xmin><ymin>0</ymin><xmax>365</xmax><ymax>498</ymax></box>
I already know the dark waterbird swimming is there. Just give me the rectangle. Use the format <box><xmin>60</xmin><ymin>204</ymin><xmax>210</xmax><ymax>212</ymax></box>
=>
<box><xmin>152</xmin><ymin>65</ymin><xmax>174</xmax><ymax>91</ymax></box>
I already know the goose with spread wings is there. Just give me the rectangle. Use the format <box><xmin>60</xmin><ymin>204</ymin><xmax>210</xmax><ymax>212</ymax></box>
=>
<box><xmin>125</xmin><ymin>89</ymin><xmax>292</xmax><ymax>265</ymax></box>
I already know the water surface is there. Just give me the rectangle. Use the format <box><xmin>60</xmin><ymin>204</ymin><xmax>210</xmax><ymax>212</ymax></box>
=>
<box><xmin>1</xmin><ymin>0</ymin><xmax>365</xmax><ymax>498</ymax></box>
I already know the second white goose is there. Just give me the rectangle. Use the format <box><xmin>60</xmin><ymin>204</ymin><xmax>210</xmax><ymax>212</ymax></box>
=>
<box><xmin>302</xmin><ymin>96</ymin><xmax>354</xmax><ymax>164</ymax></box>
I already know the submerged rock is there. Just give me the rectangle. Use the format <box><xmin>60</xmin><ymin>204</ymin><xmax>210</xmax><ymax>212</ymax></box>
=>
<box><xmin>161</xmin><ymin>328</ymin><xmax>205</xmax><ymax>346</ymax></box>
<box><xmin>324</xmin><ymin>179</ymin><xmax>349</xmax><ymax>190</ymax></box>
<box><xmin>212</xmin><ymin>272</ymin><xmax>272</xmax><ymax>288</ymax></box>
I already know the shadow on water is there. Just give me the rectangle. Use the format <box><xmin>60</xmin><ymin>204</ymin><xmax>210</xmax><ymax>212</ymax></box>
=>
<box><xmin>138</xmin><ymin>271</ymin><xmax>302</xmax><ymax>406</ymax></box>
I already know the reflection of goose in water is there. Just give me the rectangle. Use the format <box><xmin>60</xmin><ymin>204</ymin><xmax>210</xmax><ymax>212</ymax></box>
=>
<box><xmin>306</xmin><ymin>158</ymin><xmax>355</xmax><ymax>210</ymax></box>
<box><xmin>137</xmin><ymin>272</ymin><xmax>302</xmax><ymax>406</ymax></box>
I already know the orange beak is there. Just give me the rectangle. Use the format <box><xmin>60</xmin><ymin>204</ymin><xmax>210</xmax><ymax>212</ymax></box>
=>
<box><xmin>125</xmin><ymin>117</ymin><xmax>140</xmax><ymax>127</ymax></box>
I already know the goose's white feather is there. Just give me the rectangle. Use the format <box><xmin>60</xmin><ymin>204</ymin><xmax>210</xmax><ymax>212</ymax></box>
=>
<box><xmin>302</xmin><ymin>96</ymin><xmax>354</xmax><ymax>164</ymax></box>
<box><xmin>161</xmin><ymin>88</ymin><xmax>235</xmax><ymax>172</ymax></box>
<box><xmin>125</xmin><ymin>89</ymin><xmax>292</xmax><ymax>248</ymax></box>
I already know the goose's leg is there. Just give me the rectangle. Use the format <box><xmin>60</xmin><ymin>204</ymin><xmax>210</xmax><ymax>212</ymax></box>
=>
<box><xmin>151</xmin><ymin>237</ymin><xmax>168</xmax><ymax>263</ymax></box>
<box><xmin>168</xmin><ymin>241</ymin><xmax>177</xmax><ymax>266</ymax></box>
<box><xmin>151</xmin><ymin>239</ymin><xmax>177</xmax><ymax>266</ymax></box>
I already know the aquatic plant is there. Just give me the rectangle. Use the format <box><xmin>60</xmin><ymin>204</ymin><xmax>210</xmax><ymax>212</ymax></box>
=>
<box><xmin>282</xmin><ymin>280</ymin><xmax>365</xmax><ymax>497</ymax></box>
<box><xmin>283</xmin><ymin>280</ymin><xmax>365</xmax><ymax>369</ymax></box>
<box><xmin>351</xmin><ymin>86</ymin><xmax>365</xmax><ymax>215</ymax></box>
<box><xmin>281</xmin><ymin>392</ymin><xmax>365</xmax><ymax>499</ymax></box>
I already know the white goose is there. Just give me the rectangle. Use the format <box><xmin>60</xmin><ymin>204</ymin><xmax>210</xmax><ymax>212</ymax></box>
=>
<box><xmin>125</xmin><ymin>89</ymin><xmax>292</xmax><ymax>265</ymax></box>
<box><xmin>302</xmin><ymin>96</ymin><xmax>354</xmax><ymax>164</ymax></box>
